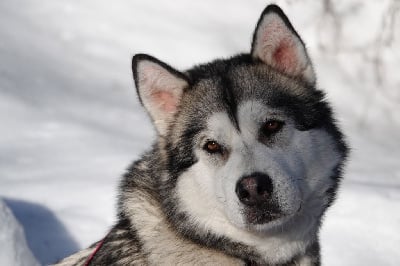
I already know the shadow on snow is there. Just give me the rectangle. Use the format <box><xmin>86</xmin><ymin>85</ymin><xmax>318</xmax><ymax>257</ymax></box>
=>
<box><xmin>4</xmin><ymin>198</ymin><xmax>80</xmax><ymax>265</ymax></box>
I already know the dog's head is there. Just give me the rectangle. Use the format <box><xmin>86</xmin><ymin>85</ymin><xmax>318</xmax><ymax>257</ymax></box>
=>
<box><xmin>132</xmin><ymin>4</ymin><xmax>347</xmax><ymax>249</ymax></box>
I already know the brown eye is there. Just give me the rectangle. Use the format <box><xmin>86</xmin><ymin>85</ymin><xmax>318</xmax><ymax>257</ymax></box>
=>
<box><xmin>262</xmin><ymin>120</ymin><xmax>284</xmax><ymax>135</ymax></box>
<box><xmin>204</xmin><ymin>141</ymin><xmax>222</xmax><ymax>154</ymax></box>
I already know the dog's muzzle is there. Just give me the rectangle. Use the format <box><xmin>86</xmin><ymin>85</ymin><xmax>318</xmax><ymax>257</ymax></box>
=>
<box><xmin>235</xmin><ymin>172</ymin><xmax>282</xmax><ymax>224</ymax></box>
<box><xmin>235</xmin><ymin>172</ymin><xmax>273</xmax><ymax>206</ymax></box>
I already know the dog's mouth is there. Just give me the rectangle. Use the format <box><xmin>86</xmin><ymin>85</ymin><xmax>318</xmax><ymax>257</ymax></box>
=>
<box><xmin>242</xmin><ymin>202</ymin><xmax>283</xmax><ymax>225</ymax></box>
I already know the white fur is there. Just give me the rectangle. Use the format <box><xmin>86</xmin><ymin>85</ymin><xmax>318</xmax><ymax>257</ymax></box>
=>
<box><xmin>123</xmin><ymin>188</ymin><xmax>242</xmax><ymax>265</ymax></box>
<box><xmin>176</xmin><ymin>100</ymin><xmax>341</xmax><ymax>264</ymax></box>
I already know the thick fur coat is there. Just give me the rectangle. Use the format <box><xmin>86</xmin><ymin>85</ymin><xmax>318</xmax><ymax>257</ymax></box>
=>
<box><xmin>57</xmin><ymin>5</ymin><xmax>348</xmax><ymax>266</ymax></box>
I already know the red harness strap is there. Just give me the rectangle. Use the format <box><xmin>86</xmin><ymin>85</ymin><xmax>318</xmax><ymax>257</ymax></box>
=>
<box><xmin>84</xmin><ymin>238</ymin><xmax>106</xmax><ymax>266</ymax></box>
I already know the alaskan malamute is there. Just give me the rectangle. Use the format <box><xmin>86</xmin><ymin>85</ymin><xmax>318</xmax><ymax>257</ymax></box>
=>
<box><xmin>57</xmin><ymin>4</ymin><xmax>348</xmax><ymax>266</ymax></box>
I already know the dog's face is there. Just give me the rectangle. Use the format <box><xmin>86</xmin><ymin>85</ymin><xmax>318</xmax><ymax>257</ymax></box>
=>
<box><xmin>132</xmin><ymin>5</ymin><xmax>346</xmax><ymax>241</ymax></box>
<box><xmin>163</xmin><ymin>66</ymin><xmax>343</xmax><ymax>234</ymax></box>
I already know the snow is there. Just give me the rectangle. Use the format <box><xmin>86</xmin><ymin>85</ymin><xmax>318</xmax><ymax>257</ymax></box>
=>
<box><xmin>0</xmin><ymin>0</ymin><xmax>399</xmax><ymax>265</ymax></box>
<box><xmin>0</xmin><ymin>199</ymin><xmax>39</xmax><ymax>266</ymax></box>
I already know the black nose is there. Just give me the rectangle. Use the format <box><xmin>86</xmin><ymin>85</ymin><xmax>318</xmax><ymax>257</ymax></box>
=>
<box><xmin>235</xmin><ymin>173</ymin><xmax>273</xmax><ymax>206</ymax></box>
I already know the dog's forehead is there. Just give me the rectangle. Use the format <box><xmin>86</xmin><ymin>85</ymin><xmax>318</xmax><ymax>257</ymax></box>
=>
<box><xmin>180</xmin><ymin>59</ymin><xmax>308</xmax><ymax>120</ymax></box>
<box><xmin>169</xmin><ymin>55</ymin><xmax>318</xmax><ymax>145</ymax></box>
<box><xmin>228</xmin><ymin>63</ymin><xmax>310</xmax><ymax>101</ymax></box>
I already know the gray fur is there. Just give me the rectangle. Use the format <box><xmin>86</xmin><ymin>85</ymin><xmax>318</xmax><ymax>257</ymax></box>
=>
<box><xmin>56</xmin><ymin>4</ymin><xmax>347</xmax><ymax>266</ymax></box>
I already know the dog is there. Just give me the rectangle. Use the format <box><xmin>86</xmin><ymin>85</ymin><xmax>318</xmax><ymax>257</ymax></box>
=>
<box><xmin>57</xmin><ymin>4</ymin><xmax>348</xmax><ymax>266</ymax></box>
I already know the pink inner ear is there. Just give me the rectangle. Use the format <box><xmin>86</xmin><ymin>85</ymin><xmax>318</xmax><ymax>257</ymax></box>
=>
<box><xmin>272</xmin><ymin>39</ymin><xmax>299</xmax><ymax>73</ymax></box>
<box><xmin>150</xmin><ymin>91</ymin><xmax>178</xmax><ymax>113</ymax></box>
<box><xmin>255</xmin><ymin>16</ymin><xmax>305</xmax><ymax>77</ymax></box>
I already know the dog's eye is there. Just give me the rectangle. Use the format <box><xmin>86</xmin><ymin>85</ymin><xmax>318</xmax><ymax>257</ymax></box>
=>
<box><xmin>203</xmin><ymin>141</ymin><xmax>222</xmax><ymax>154</ymax></box>
<box><xmin>262</xmin><ymin>120</ymin><xmax>284</xmax><ymax>135</ymax></box>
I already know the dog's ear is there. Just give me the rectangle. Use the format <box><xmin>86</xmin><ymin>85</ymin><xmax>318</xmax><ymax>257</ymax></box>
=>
<box><xmin>132</xmin><ymin>54</ymin><xmax>189</xmax><ymax>135</ymax></box>
<box><xmin>251</xmin><ymin>5</ymin><xmax>315</xmax><ymax>85</ymax></box>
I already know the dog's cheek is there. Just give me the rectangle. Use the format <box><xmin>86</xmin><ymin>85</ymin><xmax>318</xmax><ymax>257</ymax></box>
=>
<box><xmin>216</xmin><ymin>155</ymin><xmax>250</xmax><ymax>228</ymax></box>
<box><xmin>176</xmin><ymin>160</ymin><xmax>220</xmax><ymax>210</ymax></box>
<box><xmin>192</xmin><ymin>160</ymin><xmax>219</xmax><ymax>200</ymax></box>
<box><xmin>292</xmin><ymin>129</ymin><xmax>341</xmax><ymax>206</ymax></box>
<box><xmin>219</xmin><ymin>175</ymin><xmax>246</xmax><ymax>228</ymax></box>
<box><xmin>174</xmin><ymin>160</ymin><xmax>240</xmax><ymax>237</ymax></box>
<box><xmin>249</xmin><ymin>143</ymin><xmax>303</xmax><ymax>215</ymax></box>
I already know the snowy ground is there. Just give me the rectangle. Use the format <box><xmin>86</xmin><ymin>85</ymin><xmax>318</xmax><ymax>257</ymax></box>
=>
<box><xmin>0</xmin><ymin>1</ymin><xmax>399</xmax><ymax>265</ymax></box>
<box><xmin>0</xmin><ymin>199</ymin><xmax>39</xmax><ymax>266</ymax></box>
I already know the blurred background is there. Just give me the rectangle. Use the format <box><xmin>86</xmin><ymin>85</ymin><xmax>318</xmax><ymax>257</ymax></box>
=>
<box><xmin>0</xmin><ymin>0</ymin><xmax>399</xmax><ymax>265</ymax></box>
